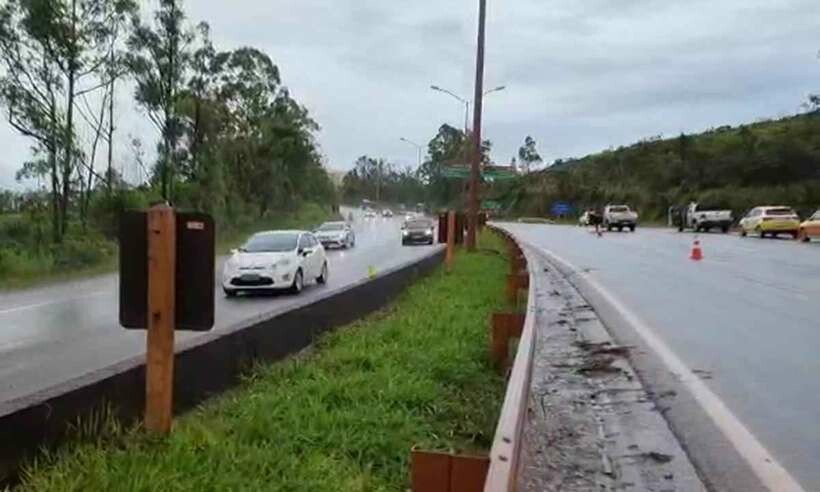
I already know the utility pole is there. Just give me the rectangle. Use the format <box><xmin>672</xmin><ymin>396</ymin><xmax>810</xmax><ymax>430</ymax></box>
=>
<box><xmin>467</xmin><ymin>0</ymin><xmax>487</xmax><ymax>251</ymax></box>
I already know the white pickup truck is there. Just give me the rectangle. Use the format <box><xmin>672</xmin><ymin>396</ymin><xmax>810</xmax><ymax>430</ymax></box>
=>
<box><xmin>671</xmin><ymin>202</ymin><xmax>733</xmax><ymax>233</ymax></box>
<box><xmin>603</xmin><ymin>204</ymin><xmax>638</xmax><ymax>232</ymax></box>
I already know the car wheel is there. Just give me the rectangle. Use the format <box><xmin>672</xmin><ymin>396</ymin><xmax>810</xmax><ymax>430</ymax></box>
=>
<box><xmin>629</xmin><ymin>225</ymin><xmax>636</xmax><ymax>232</ymax></box>
<box><xmin>290</xmin><ymin>269</ymin><xmax>304</xmax><ymax>294</ymax></box>
<box><xmin>757</xmin><ymin>228</ymin><xmax>765</xmax><ymax>238</ymax></box>
<box><xmin>740</xmin><ymin>229</ymin><xmax>747</xmax><ymax>237</ymax></box>
<box><xmin>316</xmin><ymin>262</ymin><xmax>328</xmax><ymax>284</ymax></box>
<box><xmin>721</xmin><ymin>226</ymin><xmax>729</xmax><ymax>233</ymax></box>
<box><xmin>790</xmin><ymin>231</ymin><xmax>799</xmax><ymax>240</ymax></box>
<box><xmin>223</xmin><ymin>288</ymin><xmax>237</xmax><ymax>297</ymax></box>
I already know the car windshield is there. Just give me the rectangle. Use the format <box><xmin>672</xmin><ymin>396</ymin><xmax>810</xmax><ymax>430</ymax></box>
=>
<box><xmin>406</xmin><ymin>220</ymin><xmax>432</xmax><ymax>228</ymax></box>
<box><xmin>812</xmin><ymin>211</ymin><xmax>820</xmax><ymax>220</ymax></box>
<box><xmin>318</xmin><ymin>223</ymin><xmax>345</xmax><ymax>231</ymax></box>
<box><xmin>766</xmin><ymin>208</ymin><xmax>795</xmax><ymax>216</ymax></box>
<box><xmin>241</xmin><ymin>232</ymin><xmax>298</xmax><ymax>253</ymax></box>
<box><xmin>610</xmin><ymin>206</ymin><xmax>629</xmax><ymax>212</ymax></box>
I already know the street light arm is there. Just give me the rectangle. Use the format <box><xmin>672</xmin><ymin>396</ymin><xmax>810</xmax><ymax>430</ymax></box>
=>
<box><xmin>431</xmin><ymin>85</ymin><xmax>468</xmax><ymax>104</ymax></box>
<box><xmin>483</xmin><ymin>85</ymin><xmax>506</xmax><ymax>96</ymax></box>
<box><xmin>400</xmin><ymin>137</ymin><xmax>422</xmax><ymax>149</ymax></box>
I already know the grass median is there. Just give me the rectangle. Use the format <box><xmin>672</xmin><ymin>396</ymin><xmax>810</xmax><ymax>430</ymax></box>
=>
<box><xmin>19</xmin><ymin>232</ymin><xmax>508</xmax><ymax>491</ymax></box>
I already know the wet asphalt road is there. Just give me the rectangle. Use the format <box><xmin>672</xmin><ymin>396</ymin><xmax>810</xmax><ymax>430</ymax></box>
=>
<box><xmin>0</xmin><ymin>212</ymin><xmax>439</xmax><ymax>404</ymax></box>
<box><xmin>502</xmin><ymin>223</ymin><xmax>820</xmax><ymax>490</ymax></box>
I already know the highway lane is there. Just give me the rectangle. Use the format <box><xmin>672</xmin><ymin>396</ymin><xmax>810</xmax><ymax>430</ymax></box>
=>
<box><xmin>502</xmin><ymin>223</ymin><xmax>820</xmax><ymax>490</ymax></box>
<box><xmin>0</xmin><ymin>212</ymin><xmax>439</xmax><ymax>404</ymax></box>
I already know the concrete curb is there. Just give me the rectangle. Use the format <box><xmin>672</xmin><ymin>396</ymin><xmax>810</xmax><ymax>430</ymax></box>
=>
<box><xmin>0</xmin><ymin>247</ymin><xmax>444</xmax><ymax>483</ymax></box>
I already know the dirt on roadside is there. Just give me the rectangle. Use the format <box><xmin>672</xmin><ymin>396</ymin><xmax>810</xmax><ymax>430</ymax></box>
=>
<box><xmin>516</xmin><ymin>254</ymin><xmax>704</xmax><ymax>492</ymax></box>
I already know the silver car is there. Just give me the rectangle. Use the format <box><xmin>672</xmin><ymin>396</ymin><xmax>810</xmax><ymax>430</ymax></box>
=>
<box><xmin>314</xmin><ymin>221</ymin><xmax>355</xmax><ymax>249</ymax></box>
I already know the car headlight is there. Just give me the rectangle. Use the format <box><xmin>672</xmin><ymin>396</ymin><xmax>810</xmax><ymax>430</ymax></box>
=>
<box><xmin>402</xmin><ymin>230</ymin><xmax>409</xmax><ymax>236</ymax></box>
<box><xmin>426</xmin><ymin>228</ymin><xmax>434</xmax><ymax>235</ymax></box>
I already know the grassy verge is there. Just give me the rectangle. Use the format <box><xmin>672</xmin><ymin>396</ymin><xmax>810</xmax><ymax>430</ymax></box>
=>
<box><xmin>0</xmin><ymin>203</ymin><xmax>335</xmax><ymax>291</ymax></box>
<box><xmin>17</xmin><ymin>232</ymin><xmax>507</xmax><ymax>491</ymax></box>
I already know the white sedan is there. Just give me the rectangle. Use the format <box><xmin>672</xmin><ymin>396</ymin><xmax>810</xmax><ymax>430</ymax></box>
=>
<box><xmin>222</xmin><ymin>230</ymin><xmax>328</xmax><ymax>296</ymax></box>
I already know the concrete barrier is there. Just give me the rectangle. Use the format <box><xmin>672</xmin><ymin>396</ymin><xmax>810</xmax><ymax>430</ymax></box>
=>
<box><xmin>0</xmin><ymin>248</ymin><xmax>444</xmax><ymax>483</ymax></box>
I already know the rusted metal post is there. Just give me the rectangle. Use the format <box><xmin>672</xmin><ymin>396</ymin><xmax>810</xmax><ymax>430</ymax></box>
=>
<box><xmin>509</xmin><ymin>253</ymin><xmax>526</xmax><ymax>275</ymax></box>
<box><xmin>145</xmin><ymin>204</ymin><xmax>176</xmax><ymax>434</ymax></box>
<box><xmin>490</xmin><ymin>312</ymin><xmax>525</xmax><ymax>370</ymax></box>
<box><xmin>411</xmin><ymin>448</ymin><xmax>490</xmax><ymax>492</ymax></box>
<box><xmin>446</xmin><ymin>210</ymin><xmax>456</xmax><ymax>272</ymax></box>
<box><xmin>505</xmin><ymin>273</ymin><xmax>529</xmax><ymax>305</ymax></box>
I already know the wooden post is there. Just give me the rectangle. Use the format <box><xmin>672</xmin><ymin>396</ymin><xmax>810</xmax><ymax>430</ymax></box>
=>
<box><xmin>446</xmin><ymin>210</ymin><xmax>456</xmax><ymax>272</ymax></box>
<box><xmin>145</xmin><ymin>204</ymin><xmax>176</xmax><ymax>434</ymax></box>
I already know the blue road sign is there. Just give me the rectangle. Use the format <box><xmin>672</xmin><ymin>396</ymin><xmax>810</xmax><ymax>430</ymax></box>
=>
<box><xmin>551</xmin><ymin>201</ymin><xmax>573</xmax><ymax>216</ymax></box>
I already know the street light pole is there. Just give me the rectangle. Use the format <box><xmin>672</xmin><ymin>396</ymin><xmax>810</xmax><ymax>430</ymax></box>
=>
<box><xmin>431</xmin><ymin>85</ymin><xmax>471</xmax><ymax>134</ymax></box>
<box><xmin>467</xmin><ymin>0</ymin><xmax>487</xmax><ymax>251</ymax></box>
<box><xmin>431</xmin><ymin>84</ymin><xmax>505</xmax><ymax>135</ymax></box>
<box><xmin>400</xmin><ymin>137</ymin><xmax>423</xmax><ymax>169</ymax></box>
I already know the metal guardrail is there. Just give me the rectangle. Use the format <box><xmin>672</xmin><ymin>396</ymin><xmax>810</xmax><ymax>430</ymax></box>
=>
<box><xmin>483</xmin><ymin>228</ymin><xmax>537</xmax><ymax>492</ymax></box>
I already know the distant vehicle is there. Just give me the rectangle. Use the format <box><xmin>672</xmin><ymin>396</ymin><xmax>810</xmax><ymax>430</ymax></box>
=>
<box><xmin>401</xmin><ymin>217</ymin><xmax>435</xmax><ymax>245</ymax></box>
<box><xmin>603</xmin><ymin>204</ymin><xmax>638</xmax><ymax>232</ymax></box>
<box><xmin>222</xmin><ymin>230</ymin><xmax>328</xmax><ymax>297</ymax></box>
<box><xmin>382</xmin><ymin>209</ymin><xmax>393</xmax><ymax>217</ymax></box>
<box><xmin>739</xmin><ymin>206</ymin><xmax>800</xmax><ymax>239</ymax></box>
<box><xmin>314</xmin><ymin>221</ymin><xmax>355</xmax><ymax>249</ymax></box>
<box><xmin>363</xmin><ymin>208</ymin><xmax>377</xmax><ymax>218</ymax></box>
<box><xmin>798</xmin><ymin>209</ymin><xmax>820</xmax><ymax>242</ymax></box>
<box><xmin>672</xmin><ymin>202</ymin><xmax>733</xmax><ymax>233</ymax></box>
<box><xmin>578</xmin><ymin>210</ymin><xmax>592</xmax><ymax>226</ymax></box>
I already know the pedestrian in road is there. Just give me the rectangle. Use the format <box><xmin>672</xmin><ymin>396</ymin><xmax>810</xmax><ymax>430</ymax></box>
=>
<box><xmin>588</xmin><ymin>208</ymin><xmax>603</xmax><ymax>237</ymax></box>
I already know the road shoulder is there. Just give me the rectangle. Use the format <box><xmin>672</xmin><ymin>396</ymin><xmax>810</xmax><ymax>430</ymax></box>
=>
<box><xmin>517</xmin><ymin>250</ymin><xmax>704</xmax><ymax>491</ymax></box>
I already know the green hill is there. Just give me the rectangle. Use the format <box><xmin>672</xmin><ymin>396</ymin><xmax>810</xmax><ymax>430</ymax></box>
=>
<box><xmin>506</xmin><ymin>112</ymin><xmax>820</xmax><ymax>220</ymax></box>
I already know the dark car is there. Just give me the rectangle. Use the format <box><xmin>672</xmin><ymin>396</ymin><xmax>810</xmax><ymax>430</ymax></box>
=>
<box><xmin>401</xmin><ymin>218</ymin><xmax>435</xmax><ymax>245</ymax></box>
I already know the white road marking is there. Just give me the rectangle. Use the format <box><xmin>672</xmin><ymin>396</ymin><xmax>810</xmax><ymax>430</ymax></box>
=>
<box><xmin>538</xmin><ymin>245</ymin><xmax>806</xmax><ymax>492</ymax></box>
<box><xmin>0</xmin><ymin>290</ymin><xmax>108</xmax><ymax>315</ymax></box>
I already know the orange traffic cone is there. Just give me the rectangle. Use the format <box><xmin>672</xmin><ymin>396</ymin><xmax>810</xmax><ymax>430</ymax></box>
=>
<box><xmin>690</xmin><ymin>239</ymin><xmax>703</xmax><ymax>261</ymax></box>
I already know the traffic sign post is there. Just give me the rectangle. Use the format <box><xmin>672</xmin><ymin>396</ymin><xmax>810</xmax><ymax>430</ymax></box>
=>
<box><xmin>119</xmin><ymin>204</ymin><xmax>215</xmax><ymax>435</ymax></box>
<box><xmin>145</xmin><ymin>204</ymin><xmax>176</xmax><ymax>434</ymax></box>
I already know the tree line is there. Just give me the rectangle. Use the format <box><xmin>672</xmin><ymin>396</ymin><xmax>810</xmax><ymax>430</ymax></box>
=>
<box><xmin>502</xmin><ymin>112</ymin><xmax>820</xmax><ymax>220</ymax></box>
<box><xmin>342</xmin><ymin>124</ymin><xmax>542</xmax><ymax>208</ymax></box>
<box><xmin>0</xmin><ymin>0</ymin><xmax>335</xmax><ymax>245</ymax></box>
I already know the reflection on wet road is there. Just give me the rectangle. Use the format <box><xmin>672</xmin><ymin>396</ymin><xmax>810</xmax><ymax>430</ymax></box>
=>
<box><xmin>0</xmin><ymin>212</ymin><xmax>440</xmax><ymax>404</ymax></box>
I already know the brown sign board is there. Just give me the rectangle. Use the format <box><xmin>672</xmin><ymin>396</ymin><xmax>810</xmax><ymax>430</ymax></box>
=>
<box><xmin>119</xmin><ymin>210</ymin><xmax>215</xmax><ymax>331</ymax></box>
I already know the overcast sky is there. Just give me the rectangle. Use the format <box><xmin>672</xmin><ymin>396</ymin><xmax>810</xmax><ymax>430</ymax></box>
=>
<box><xmin>2</xmin><ymin>0</ymin><xmax>819</xmax><ymax>190</ymax></box>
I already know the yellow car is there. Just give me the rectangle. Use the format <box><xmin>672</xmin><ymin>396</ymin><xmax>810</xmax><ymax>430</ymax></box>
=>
<box><xmin>798</xmin><ymin>209</ymin><xmax>820</xmax><ymax>242</ymax></box>
<box><xmin>738</xmin><ymin>206</ymin><xmax>800</xmax><ymax>239</ymax></box>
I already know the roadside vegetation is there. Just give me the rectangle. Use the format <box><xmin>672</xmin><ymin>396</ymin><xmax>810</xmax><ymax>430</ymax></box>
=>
<box><xmin>500</xmin><ymin>112</ymin><xmax>820</xmax><ymax>220</ymax></box>
<box><xmin>18</xmin><ymin>232</ymin><xmax>507</xmax><ymax>491</ymax></box>
<box><xmin>0</xmin><ymin>0</ymin><xmax>337</xmax><ymax>289</ymax></box>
